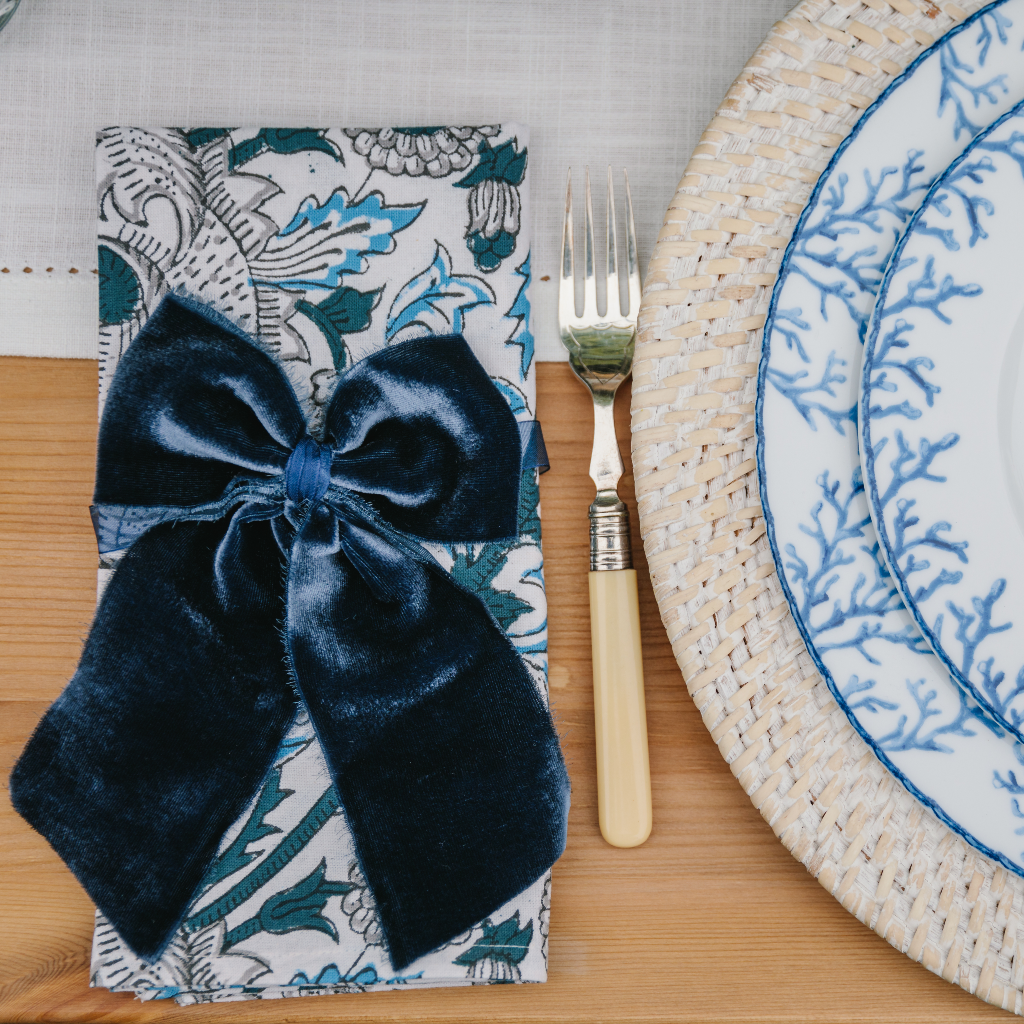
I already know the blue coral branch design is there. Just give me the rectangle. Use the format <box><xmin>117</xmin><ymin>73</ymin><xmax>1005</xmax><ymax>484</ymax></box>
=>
<box><xmin>947</xmin><ymin>580</ymin><xmax>1013</xmax><ymax>677</ymax></box>
<box><xmin>862</xmin><ymin>318</ymin><xmax>937</xmax><ymax>420</ymax></box>
<box><xmin>878</xmin><ymin>254</ymin><xmax>982</xmax><ymax>323</ymax></box>
<box><xmin>770</xmin><ymin>307</ymin><xmax>813</xmax><ymax>363</ymax></box>
<box><xmin>875</xmin><ymin>678</ymin><xmax>980</xmax><ymax>753</ymax></box>
<box><xmin>977</xmin><ymin>659</ymin><xmax>1024</xmax><ymax>730</ymax></box>
<box><xmin>789</xmin><ymin>150</ymin><xmax>930</xmax><ymax>322</ymax></box>
<box><xmin>784</xmin><ymin>470</ymin><xmax>922</xmax><ymax>664</ymax></box>
<box><xmin>841</xmin><ymin>675</ymin><xmax>899</xmax><ymax>714</ymax></box>
<box><xmin>938</xmin><ymin>23</ymin><xmax>1011</xmax><ymax>141</ymax></box>
<box><xmin>768</xmin><ymin>150</ymin><xmax>933</xmax><ymax>432</ymax></box>
<box><xmin>765</xmin><ymin>351</ymin><xmax>852</xmax><ymax>434</ymax></box>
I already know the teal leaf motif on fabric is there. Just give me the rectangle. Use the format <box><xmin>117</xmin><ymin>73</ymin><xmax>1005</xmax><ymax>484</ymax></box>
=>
<box><xmin>296</xmin><ymin>286</ymin><xmax>381</xmax><ymax>372</ymax></box>
<box><xmin>451</xmin><ymin>543</ymin><xmax>534</xmax><ymax>633</ymax></box>
<box><xmin>518</xmin><ymin>469</ymin><xmax>541</xmax><ymax>546</ymax></box>
<box><xmin>184</xmin><ymin>787</ymin><xmax>340</xmax><ymax>936</ymax></box>
<box><xmin>201</xmin><ymin>768</ymin><xmax>293</xmax><ymax>892</ymax></box>
<box><xmin>505</xmin><ymin>253</ymin><xmax>534</xmax><ymax>378</ymax></box>
<box><xmin>454</xmin><ymin>139</ymin><xmax>528</xmax><ymax>189</ymax></box>
<box><xmin>452</xmin><ymin>912</ymin><xmax>533</xmax><ymax>976</ymax></box>
<box><xmin>182</xmin><ymin>127</ymin><xmax>235</xmax><ymax>149</ymax></box>
<box><xmin>230</xmin><ymin>129</ymin><xmax>343</xmax><ymax>170</ymax></box>
<box><xmin>266</xmin><ymin>859</ymin><xmax>352</xmax><ymax>939</ymax></box>
<box><xmin>253</xmin><ymin>191</ymin><xmax>423</xmax><ymax>290</ymax></box>
<box><xmin>449</xmin><ymin>465</ymin><xmax>541</xmax><ymax>631</ymax></box>
<box><xmin>181</xmin><ymin>127</ymin><xmax>342</xmax><ymax>168</ymax></box>
<box><xmin>223</xmin><ymin>858</ymin><xmax>354</xmax><ymax>950</ymax></box>
<box><xmin>97</xmin><ymin>245</ymin><xmax>141</xmax><ymax>326</ymax></box>
<box><xmin>386</xmin><ymin>242</ymin><xmax>495</xmax><ymax>341</ymax></box>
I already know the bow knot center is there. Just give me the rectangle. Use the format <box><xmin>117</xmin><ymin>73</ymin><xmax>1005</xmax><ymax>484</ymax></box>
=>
<box><xmin>285</xmin><ymin>436</ymin><xmax>333</xmax><ymax>504</ymax></box>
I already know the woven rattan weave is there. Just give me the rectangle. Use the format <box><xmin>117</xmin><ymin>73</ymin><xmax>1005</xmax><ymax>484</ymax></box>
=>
<box><xmin>631</xmin><ymin>0</ymin><xmax>1024</xmax><ymax>1011</ymax></box>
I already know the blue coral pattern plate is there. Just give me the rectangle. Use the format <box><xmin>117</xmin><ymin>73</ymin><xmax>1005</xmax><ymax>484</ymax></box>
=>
<box><xmin>861</xmin><ymin>101</ymin><xmax>1024</xmax><ymax>743</ymax></box>
<box><xmin>757</xmin><ymin>0</ymin><xmax>1024</xmax><ymax>875</ymax></box>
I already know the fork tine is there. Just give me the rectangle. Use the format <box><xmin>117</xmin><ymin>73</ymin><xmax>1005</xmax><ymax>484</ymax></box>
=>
<box><xmin>605</xmin><ymin>165</ymin><xmax>621</xmax><ymax>320</ymax></box>
<box><xmin>624</xmin><ymin>169</ymin><xmax>640</xmax><ymax>321</ymax></box>
<box><xmin>583</xmin><ymin>166</ymin><xmax>598</xmax><ymax>321</ymax></box>
<box><xmin>559</xmin><ymin>168</ymin><xmax>577</xmax><ymax>326</ymax></box>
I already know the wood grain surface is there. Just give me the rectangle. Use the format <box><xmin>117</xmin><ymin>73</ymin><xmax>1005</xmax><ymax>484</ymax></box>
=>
<box><xmin>0</xmin><ymin>357</ymin><xmax>1009</xmax><ymax>1023</ymax></box>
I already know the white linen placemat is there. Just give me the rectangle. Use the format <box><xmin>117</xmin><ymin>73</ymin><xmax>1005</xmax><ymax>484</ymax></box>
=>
<box><xmin>0</xmin><ymin>0</ymin><xmax>793</xmax><ymax>361</ymax></box>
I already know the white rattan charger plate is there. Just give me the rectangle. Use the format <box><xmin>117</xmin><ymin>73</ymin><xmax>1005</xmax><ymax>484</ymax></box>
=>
<box><xmin>632</xmin><ymin>0</ymin><xmax>1024</xmax><ymax>1011</ymax></box>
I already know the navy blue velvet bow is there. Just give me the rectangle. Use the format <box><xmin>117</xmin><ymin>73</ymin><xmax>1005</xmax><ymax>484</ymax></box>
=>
<box><xmin>10</xmin><ymin>294</ymin><xmax>570</xmax><ymax>971</ymax></box>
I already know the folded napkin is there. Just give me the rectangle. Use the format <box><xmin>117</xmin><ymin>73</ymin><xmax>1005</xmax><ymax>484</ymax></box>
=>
<box><xmin>35</xmin><ymin>124</ymin><xmax>562</xmax><ymax>1005</ymax></box>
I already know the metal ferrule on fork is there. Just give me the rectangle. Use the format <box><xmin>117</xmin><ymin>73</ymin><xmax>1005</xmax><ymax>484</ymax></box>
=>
<box><xmin>590</xmin><ymin>492</ymin><xmax>632</xmax><ymax>571</ymax></box>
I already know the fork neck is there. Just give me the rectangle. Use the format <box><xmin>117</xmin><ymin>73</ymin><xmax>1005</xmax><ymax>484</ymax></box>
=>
<box><xmin>589</xmin><ymin>396</ymin><xmax>624</xmax><ymax>493</ymax></box>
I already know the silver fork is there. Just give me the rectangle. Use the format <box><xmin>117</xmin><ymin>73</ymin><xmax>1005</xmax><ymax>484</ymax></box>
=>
<box><xmin>559</xmin><ymin>167</ymin><xmax>651</xmax><ymax>849</ymax></box>
<box><xmin>560</xmin><ymin>166</ymin><xmax>640</xmax><ymax>565</ymax></box>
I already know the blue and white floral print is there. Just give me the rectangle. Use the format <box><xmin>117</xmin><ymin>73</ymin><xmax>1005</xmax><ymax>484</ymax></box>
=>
<box><xmin>757</xmin><ymin>0</ymin><xmax>1024</xmax><ymax>877</ymax></box>
<box><xmin>861</xmin><ymin>102</ymin><xmax>1024</xmax><ymax>740</ymax></box>
<box><xmin>91</xmin><ymin>124</ymin><xmax>549</xmax><ymax>1004</ymax></box>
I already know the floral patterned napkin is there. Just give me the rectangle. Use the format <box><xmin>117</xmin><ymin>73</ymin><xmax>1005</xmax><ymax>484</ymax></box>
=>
<box><xmin>90</xmin><ymin>124</ymin><xmax>550</xmax><ymax>1005</ymax></box>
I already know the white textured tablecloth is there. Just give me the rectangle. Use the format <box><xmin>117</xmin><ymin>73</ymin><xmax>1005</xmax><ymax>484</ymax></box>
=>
<box><xmin>0</xmin><ymin>0</ymin><xmax>792</xmax><ymax>361</ymax></box>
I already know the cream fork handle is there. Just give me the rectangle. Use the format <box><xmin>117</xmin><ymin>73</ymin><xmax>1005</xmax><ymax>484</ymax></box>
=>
<box><xmin>586</xmin><ymin>399</ymin><xmax>652</xmax><ymax>848</ymax></box>
<box><xmin>589</xmin><ymin>568</ymin><xmax>652</xmax><ymax>848</ymax></box>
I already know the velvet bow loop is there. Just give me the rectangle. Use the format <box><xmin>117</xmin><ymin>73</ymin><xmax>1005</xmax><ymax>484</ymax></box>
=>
<box><xmin>91</xmin><ymin>297</ymin><xmax>521</xmax><ymax>550</ymax></box>
<box><xmin>12</xmin><ymin>294</ymin><xmax>570</xmax><ymax>973</ymax></box>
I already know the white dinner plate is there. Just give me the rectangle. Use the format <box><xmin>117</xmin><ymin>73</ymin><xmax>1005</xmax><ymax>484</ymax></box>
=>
<box><xmin>862</xmin><ymin>100</ymin><xmax>1024</xmax><ymax>741</ymax></box>
<box><xmin>758</xmin><ymin>0</ymin><xmax>1024</xmax><ymax>874</ymax></box>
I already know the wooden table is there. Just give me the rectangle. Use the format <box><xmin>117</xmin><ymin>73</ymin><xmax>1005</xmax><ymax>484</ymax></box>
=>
<box><xmin>0</xmin><ymin>358</ymin><xmax>1009</xmax><ymax>1023</ymax></box>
